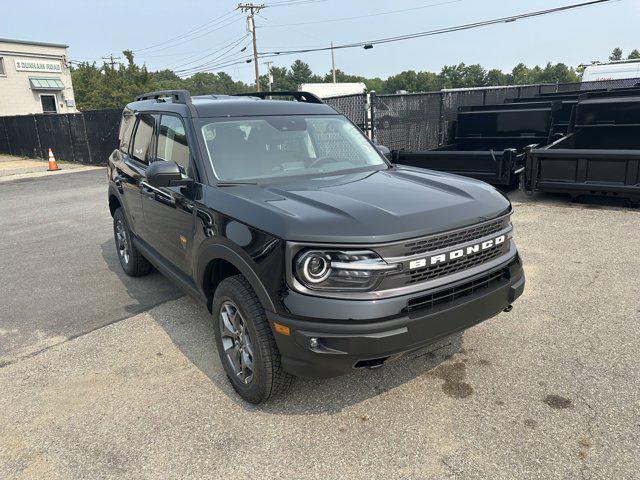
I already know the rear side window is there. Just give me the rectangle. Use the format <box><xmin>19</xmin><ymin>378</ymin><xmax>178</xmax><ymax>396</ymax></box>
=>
<box><xmin>118</xmin><ymin>111</ymin><xmax>136</xmax><ymax>153</ymax></box>
<box><xmin>157</xmin><ymin>115</ymin><xmax>192</xmax><ymax>177</ymax></box>
<box><xmin>131</xmin><ymin>113</ymin><xmax>156</xmax><ymax>164</ymax></box>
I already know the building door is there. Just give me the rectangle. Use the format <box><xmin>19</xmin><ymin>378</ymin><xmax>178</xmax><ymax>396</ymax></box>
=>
<box><xmin>40</xmin><ymin>95</ymin><xmax>57</xmax><ymax>113</ymax></box>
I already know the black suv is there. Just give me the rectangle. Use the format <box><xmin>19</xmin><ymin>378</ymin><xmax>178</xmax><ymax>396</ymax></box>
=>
<box><xmin>108</xmin><ymin>90</ymin><xmax>525</xmax><ymax>403</ymax></box>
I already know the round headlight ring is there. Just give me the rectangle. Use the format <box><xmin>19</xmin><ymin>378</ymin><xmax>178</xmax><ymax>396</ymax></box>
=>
<box><xmin>301</xmin><ymin>253</ymin><xmax>331</xmax><ymax>284</ymax></box>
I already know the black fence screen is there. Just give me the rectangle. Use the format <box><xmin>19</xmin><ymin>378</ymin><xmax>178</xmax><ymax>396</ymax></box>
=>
<box><xmin>373</xmin><ymin>93</ymin><xmax>442</xmax><ymax>151</ymax></box>
<box><xmin>0</xmin><ymin>109</ymin><xmax>121</xmax><ymax>164</ymax></box>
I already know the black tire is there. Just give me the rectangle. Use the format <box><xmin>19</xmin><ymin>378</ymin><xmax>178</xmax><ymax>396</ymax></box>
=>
<box><xmin>213</xmin><ymin>275</ymin><xmax>293</xmax><ymax>403</ymax></box>
<box><xmin>113</xmin><ymin>207</ymin><xmax>152</xmax><ymax>277</ymax></box>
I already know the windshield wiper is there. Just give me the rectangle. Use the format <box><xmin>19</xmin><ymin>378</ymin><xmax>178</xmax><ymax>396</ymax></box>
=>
<box><xmin>216</xmin><ymin>181</ymin><xmax>258</xmax><ymax>187</ymax></box>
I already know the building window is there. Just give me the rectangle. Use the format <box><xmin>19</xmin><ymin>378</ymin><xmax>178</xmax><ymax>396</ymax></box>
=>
<box><xmin>41</xmin><ymin>95</ymin><xmax>57</xmax><ymax>113</ymax></box>
<box><xmin>0</xmin><ymin>57</ymin><xmax>5</xmax><ymax>75</ymax></box>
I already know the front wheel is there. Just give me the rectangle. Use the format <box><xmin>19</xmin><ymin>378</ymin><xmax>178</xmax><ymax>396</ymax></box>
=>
<box><xmin>212</xmin><ymin>275</ymin><xmax>293</xmax><ymax>403</ymax></box>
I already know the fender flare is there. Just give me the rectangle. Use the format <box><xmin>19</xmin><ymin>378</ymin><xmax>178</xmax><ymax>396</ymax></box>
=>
<box><xmin>107</xmin><ymin>184</ymin><xmax>122</xmax><ymax>213</ymax></box>
<box><xmin>196</xmin><ymin>242</ymin><xmax>276</xmax><ymax>312</ymax></box>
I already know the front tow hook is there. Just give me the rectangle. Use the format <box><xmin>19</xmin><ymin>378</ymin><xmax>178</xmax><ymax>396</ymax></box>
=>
<box><xmin>503</xmin><ymin>305</ymin><xmax>513</xmax><ymax>313</ymax></box>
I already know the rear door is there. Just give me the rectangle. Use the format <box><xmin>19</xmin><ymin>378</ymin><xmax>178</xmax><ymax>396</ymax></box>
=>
<box><xmin>140</xmin><ymin>113</ymin><xmax>197</xmax><ymax>275</ymax></box>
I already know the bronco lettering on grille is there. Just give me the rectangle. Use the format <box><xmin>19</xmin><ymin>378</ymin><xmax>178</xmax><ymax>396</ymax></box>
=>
<box><xmin>408</xmin><ymin>235</ymin><xmax>506</xmax><ymax>270</ymax></box>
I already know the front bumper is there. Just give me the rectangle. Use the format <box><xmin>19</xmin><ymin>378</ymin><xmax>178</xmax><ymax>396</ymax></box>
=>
<box><xmin>267</xmin><ymin>255</ymin><xmax>524</xmax><ymax>378</ymax></box>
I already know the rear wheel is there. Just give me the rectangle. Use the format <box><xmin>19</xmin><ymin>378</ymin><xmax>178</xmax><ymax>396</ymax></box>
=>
<box><xmin>113</xmin><ymin>208</ymin><xmax>151</xmax><ymax>277</ymax></box>
<box><xmin>213</xmin><ymin>275</ymin><xmax>293</xmax><ymax>403</ymax></box>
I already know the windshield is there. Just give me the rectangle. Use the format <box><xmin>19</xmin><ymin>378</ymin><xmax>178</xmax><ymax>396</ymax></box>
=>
<box><xmin>199</xmin><ymin>115</ymin><xmax>387</xmax><ymax>182</ymax></box>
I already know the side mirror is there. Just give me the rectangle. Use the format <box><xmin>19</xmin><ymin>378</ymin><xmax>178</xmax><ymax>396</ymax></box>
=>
<box><xmin>146</xmin><ymin>160</ymin><xmax>190</xmax><ymax>187</ymax></box>
<box><xmin>376</xmin><ymin>144</ymin><xmax>392</xmax><ymax>161</ymax></box>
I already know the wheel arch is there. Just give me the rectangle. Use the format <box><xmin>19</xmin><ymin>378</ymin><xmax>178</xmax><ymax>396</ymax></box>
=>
<box><xmin>198</xmin><ymin>244</ymin><xmax>276</xmax><ymax>314</ymax></box>
<box><xmin>108</xmin><ymin>193</ymin><xmax>121</xmax><ymax>217</ymax></box>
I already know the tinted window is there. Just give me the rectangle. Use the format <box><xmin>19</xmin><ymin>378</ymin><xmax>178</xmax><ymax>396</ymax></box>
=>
<box><xmin>118</xmin><ymin>111</ymin><xmax>136</xmax><ymax>153</ymax></box>
<box><xmin>41</xmin><ymin>95</ymin><xmax>57</xmax><ymax>113</ymax></box>
<box><xmin>200</xmin><ymin>115</ymin><xmax>385</xmax><ymax>181</ymax></box>
<box><xmin>157</xmin><ymin>115</ymin><xmax>191</xmax><ymax>177</ymax></box>
<box><xmin>131</xmin><ymin>114</ymin><xmax>156</xmax><ymax>164</ymax></box>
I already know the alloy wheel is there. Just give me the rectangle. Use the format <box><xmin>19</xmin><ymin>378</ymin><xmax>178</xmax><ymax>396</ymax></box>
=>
<box><xmin>115</xmin><ymin>220</ymin><xmax>130</xmax><ymax>264</ymax></box>
<box><xmin>219</xmin><ymin>301</ymin><xmax>254</xmax><ymax>384</ymax></box>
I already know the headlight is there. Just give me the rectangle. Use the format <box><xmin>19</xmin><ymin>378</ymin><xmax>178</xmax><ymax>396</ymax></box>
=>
<box><xmin>294</xmin><ymin>250</ymin><xmax>400</xmax><ymax>291</ymax></box>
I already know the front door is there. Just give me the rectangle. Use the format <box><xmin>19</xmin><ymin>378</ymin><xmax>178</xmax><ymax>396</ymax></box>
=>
<box><xmin>141</xmin><ymin>114</ymin><xmax>196</xmax><ymax>275</ymax></box>
<box><xmin>113</xmin><ymin>109</ymin><xmax>148</xmax><ymax>236</ymax></box>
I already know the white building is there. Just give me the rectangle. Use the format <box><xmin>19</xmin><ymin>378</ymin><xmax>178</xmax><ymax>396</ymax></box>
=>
<box><xmin>0</xmin><ymin>38</ymin><xmax>77</xmax><ymax>116</ymax></box>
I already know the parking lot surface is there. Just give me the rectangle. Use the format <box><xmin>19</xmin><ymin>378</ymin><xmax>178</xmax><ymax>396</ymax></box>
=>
<box><xmin>1</xmin><ymin>171</ymin><xmax>638</xmax><ymax>479</ymax></box>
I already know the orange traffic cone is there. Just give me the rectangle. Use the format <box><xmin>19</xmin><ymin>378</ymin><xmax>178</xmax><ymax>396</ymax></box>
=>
<box><xmin>47</xmin><ymin>148</ymin><xmax>60</xmax><ymax>171</ymax></box>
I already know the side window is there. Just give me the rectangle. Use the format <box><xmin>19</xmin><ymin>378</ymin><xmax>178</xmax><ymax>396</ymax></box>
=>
<box><xmin>118</xmin><ymin>111</ymin><xmax>136</xmax><ymax>153</ymax></box>
<box><xmin>131</xmin><ymin>113</ymin><xmax>156</xmax><ymax>164</ymax></box>
<box><xmin>157</xmin><ymin>115</ymin><xmax>192</xmax><ymax>178</ymax></box>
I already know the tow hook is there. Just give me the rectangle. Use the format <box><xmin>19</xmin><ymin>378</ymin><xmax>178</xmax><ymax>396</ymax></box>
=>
<box><xmin>503</xmin><ymin>305</ymin><xmax>513</xmax><ymax>312</ymax></box>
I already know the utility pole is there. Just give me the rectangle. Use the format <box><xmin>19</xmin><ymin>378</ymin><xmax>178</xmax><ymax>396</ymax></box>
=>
<box><xmin>238</xmin><ymin>3</ymin><xmax>266</xmax><ymax>92</ymax></box>
<box><xmin>101</xmin><ymin>54</ymin><xmax>121</xmax><ymax>69</ymax></box>
<box><xmin>331</xmin><ymin>41</ymin><xmax>336</xmax><ymax>83</ymax></box>
<box><xmin>263</xmin><ymin>60</ymin><xmax>274</xmax><ymax>91</ymax></box>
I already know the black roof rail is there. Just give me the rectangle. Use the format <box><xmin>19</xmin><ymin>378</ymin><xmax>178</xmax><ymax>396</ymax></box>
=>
<box><xmin>233</xmin><ymin>91</ymin><xmax>324</xmax><ymax>104</ymax></box>
<box><xmin>134</xmin><ymin>90</ymin><xmax>192</xmax><ymax>104</ymax></box>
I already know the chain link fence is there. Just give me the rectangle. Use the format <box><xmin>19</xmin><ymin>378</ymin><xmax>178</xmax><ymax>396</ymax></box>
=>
<box><xmin>371</xmin><ymin>77</ymin><xmax>640</xmax><ymax>151</ymax></box>
<box><xmin>324</xmin><ymin>93</ymin><xmax>368</xmax><ymax>132</ymax></box>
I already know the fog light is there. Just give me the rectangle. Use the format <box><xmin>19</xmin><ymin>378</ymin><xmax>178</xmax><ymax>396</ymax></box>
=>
<box><xmin>309</xmin><ymin>337</ymin><xmax>319</xmax><ymax>348</ymax></box>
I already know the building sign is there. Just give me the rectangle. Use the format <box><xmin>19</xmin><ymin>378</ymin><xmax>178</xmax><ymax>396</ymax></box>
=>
<box><xmin>14</xmin><ymin>58</ymin><xmax>61</xmax><ymax>73</ymax></box>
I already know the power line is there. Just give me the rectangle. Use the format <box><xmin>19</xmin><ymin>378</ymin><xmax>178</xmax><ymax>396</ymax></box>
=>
<box><xmin>169</xmin><ymin>34</ymin><xmax>249</xmax><ymax>71</ymax></box>
<box><xmin>101</xmin><ymin>54</ymin><xmax>122</xmax><ymax>69</ymax></box>
<box><xmin>133</xmin><ymin>9</ymin><xmax>239</xmax><ymax>53</ymax></box>
<box><xmin>259</xmin><ymin>0</ymin><xmax>618</xmax><ymax>58</ymax></box>
<box><xmin>263</xmin><ymin>60</ymin><xmax>274</xmax><ymax>90</ymax></box>
<box><xmin>175</xmin><ymin>56</ymin><xmax>255</xmax><ymax>77</ymax></box>
<box><xmin>131</xmin><ymin>15</ymin><xmax>246</xmax><ymax>55</ymax></box>
<box><xmin>174</xmin><ymin>38</ymin><xmax>253</xmax><ymax>74</ymax></box>
<box><xmin>264</xmin><ymin>0</ymin><xmax>327</xmax><ymax>6</ymax></box>
<box><xmin>238</xmin><ymin>3</ymin><xmax>267</xmax><ymax>91</ymax></box>
<box><xmin>260</xmin><ymin>0</ymin><xmax>464</xmax><ymax>28</ymax></box>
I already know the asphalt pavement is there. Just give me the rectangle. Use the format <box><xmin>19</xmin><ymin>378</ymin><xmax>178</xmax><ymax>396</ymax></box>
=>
<box><xmin>0</xmin><ymin>170</ymin><xmax>638</xmax><ymax>479</ymax></box>
<box><xmin>0</xmin><ymin>169</ymin><xmax>181</xmax><ymax>365</ymax></box>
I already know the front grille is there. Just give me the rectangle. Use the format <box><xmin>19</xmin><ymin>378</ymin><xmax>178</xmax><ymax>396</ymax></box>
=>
<box><xmin>405</xmin><ymin>244</ymin><xmax>507</xmax><ymax>285</ymax></box>
<box><xmin>402</xmin><ymin>216</ymin><xmax>509</xmax><ymax>257</ymax></box>
<box><xmin>406</xmin><ymin>268</ymin><xmax>507</xmax><ymax>314</ymax></box>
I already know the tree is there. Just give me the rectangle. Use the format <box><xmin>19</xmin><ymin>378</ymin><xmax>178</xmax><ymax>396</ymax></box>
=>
<box><xmin>288</xmin><ymin>60</ymin><xmax>321</xmax><ymax>88</ymax></box>
<box><xmin>510</xmin><ymin>63</ymin><xmax>531</xmax><ymax>85</ymax></box>
<box><xmin>151</xmin><ymin>69</ymin><xmax>184</xmax><ymax>90</ymax></box>
<box><xmin>485</xmin><ymin>69</ymin><xmax>510</xmax><ymax>86</ymax></box>
<box><xmin>70</xmin><ymin>48</ymin><xmax>631</xmax><ymax>110</ymax></box>
<box><xmin>609</xmin><ymin>47</ymin><xmax>623</xmax><ymax>61</ymax></box>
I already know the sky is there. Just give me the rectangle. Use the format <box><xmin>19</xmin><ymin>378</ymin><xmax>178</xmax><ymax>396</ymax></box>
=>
<box><xmin>2</xmin><ymin>0</ymin><xmax>638</xmax><ymax>83</ymax></box>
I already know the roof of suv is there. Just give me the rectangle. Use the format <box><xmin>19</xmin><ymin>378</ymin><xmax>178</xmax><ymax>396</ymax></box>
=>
<box><xmin>127</xmin><ymin>91</ymin><xmax>338</xmax><ymax>118</ymax></box>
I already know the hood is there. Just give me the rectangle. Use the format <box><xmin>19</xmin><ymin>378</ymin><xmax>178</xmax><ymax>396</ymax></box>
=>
<box><xmin>206</xmin><ymin>166</ymin><xmax>511</xmax><ymax>244</ymax></box>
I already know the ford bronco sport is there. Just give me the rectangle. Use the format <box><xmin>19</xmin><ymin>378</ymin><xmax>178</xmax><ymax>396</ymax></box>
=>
<box><xmin>108</xmin><ymin>90</ymin><xmax>525</xmax><ymax>403</ymax></box>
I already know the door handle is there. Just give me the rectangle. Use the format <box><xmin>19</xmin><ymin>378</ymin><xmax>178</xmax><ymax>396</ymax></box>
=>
<box><xmin>140</xmin><ymin>181</ymin><xmax>176</xmax><ymax>206</ymax></box>
<box><xmin>140</xmin><ymin>182</ymin><xmax>155</xmax><ymax>198</ymax></box>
